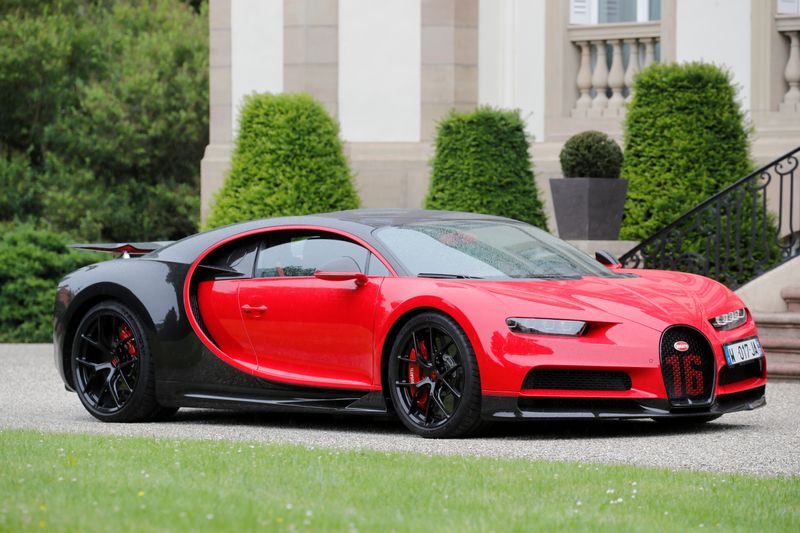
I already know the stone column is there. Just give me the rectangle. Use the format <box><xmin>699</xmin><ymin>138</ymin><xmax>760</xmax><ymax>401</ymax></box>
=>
<box><xmin>781</xmin><ymin>31</ymin><xmax>800</xmax><ymax>112</ymax></box>
<box><xmin>283</xmin><ymin>0</ymin><xmax>339</xmax><ymax>117</ymax></box>
<box><xmin>420</xmin><ymin>0</ymin><xmax>478</xmax><ymax>141</ymax></box>
<box><xmin>200</xmin><ymin>0</ymin><xmax>233</xmax><ymax>224</ymax></box>
<box><xmin>589</xmin><ymin>40</ymin><xmax>609</xmax><ymax>116</ymax></box>
<box><xmin>574</xmin><ymin>41</ymin><xmax>593</xmax><ymax>114</ymax></box>
<box><xmin>643</xmin><ymin>38</ymin><xmax>656</xmax><ymax>68</ymax></box>
<box><xmin>623</xmin><ymin>38</ymin><xmax>639</xmax><ymax>103</ymax></box>
<box><xmin>606</xmin><ymin>39</ymin><xmax>625</xmax><ymax>113</ymax></box>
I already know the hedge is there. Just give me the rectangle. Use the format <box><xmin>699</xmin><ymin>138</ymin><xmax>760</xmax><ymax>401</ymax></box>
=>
<box><xmin>206</xmin><ymin>93</ymin><xmax>360</xmax><ymax>228</ymax></box>
<box><xmin>0</xmin><ymin>224</ymin><xmax>95</xmax><ymax>343</ymax></box>
<box><xmin>425</xmin><ymin>107</ymin><xmax>548</xmax><ymax>229</ymax></box>
<box><xmin>620</xmin><ymin>62</ymin><xmax>779</xmax><ymax>286</ymax></box>
<box><xmin>620</xmin><ymin>63</ymin><xmax>752</xmax><ymax>239</ymax></box>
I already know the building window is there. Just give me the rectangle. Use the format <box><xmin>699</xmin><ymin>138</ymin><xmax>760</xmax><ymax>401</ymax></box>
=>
<box><xmin>570</xmin><ymin>0</ymin><xmax>661</xmax><ymax>24</ymax></box>
<box><xmin>778</xmin><ymin>0</ymin><xmax>800</xmax><ymax>15</ymax></box>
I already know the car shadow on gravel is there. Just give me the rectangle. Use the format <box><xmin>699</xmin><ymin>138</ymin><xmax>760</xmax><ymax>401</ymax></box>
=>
<box><xmin>169</xmin><ymin>408</ymin><xmax>408</xmax><ymax>435</ymax></box>
<box><xmin>487</xmin><ymin>418</ymin><xmax>752</xmax><ymax>440</ymax></box>
<box><xmin>165</xmin><ymin>408</ymin><xmax>754</xmax><ymax>440</ymax></box>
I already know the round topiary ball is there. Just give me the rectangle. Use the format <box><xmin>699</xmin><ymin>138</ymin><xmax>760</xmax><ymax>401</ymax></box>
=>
<box><xmin>559</xmin><ymin>130</ymin><xmax>623</xmax><ymax>179</ymax></box>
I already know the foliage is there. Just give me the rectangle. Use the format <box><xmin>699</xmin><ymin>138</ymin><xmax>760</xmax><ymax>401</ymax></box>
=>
<box><xmin>0</xmin><ymin>3</ymin><xmax>100</xmax><ymax>160</ymax></box>
<box><xmin>2</xmin><ymin>429</ymin><xmax>800</xmax><ymax>531</ymax></box>
<box><xmin>559</xmin><ymin>130</ymin><xmax>623</xmax><ymax>179</ymax></box>
<box><xmin>206</xmin><ymin>93</ymin><xmax>359</xmax><ymax>228</ymax></box>
<box><xmin>0</xmin><ymin>224</ymin><xmax>95</xmax><ymax>343</ymax></box>
<box><xmin>425</xmin><ymin>107</ymin><xmax>548</xmax><ymax>229</ymax></box>
<box><xmin>0</xmin><ymin>155</ymin><xmax>43</xmax><ymax>222</ymax></box>
<box><xmin>0</xmin><ymin>0</ymin><xmax>208</xmax><ymax>241</ymax></box>
<box><xmin>0</xmin><ymin>0</ymin><xmax>207</xmax><ymax>342</ymax></box>
<box><xmin>620</xmin><ymin>63</ymin><xmax>752</xmax><ymax>239</ymax></box>
<box><xmin>620</xmin><ymin>62</ymin><xmax>780</xmax><ymax>285</ymax></box>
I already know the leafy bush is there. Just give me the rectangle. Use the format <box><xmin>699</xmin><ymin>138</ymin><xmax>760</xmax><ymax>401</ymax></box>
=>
<box><xmin>207</xmin><ymin>93</ymin><xmax>360</xmax><ymax>228</ymax></box>
<box><xmin>0</xmin><ymin>155</ymin><xmax>42</xmax><ymax>222</ymax></box>
<box><xmin>621</xmin><ymin>63</ymin><xmax>752</xmax><ymax>239</ymax></box>
<box><xmin>559</xmin><ymin>130</ymin><xmax>623</xmax><ymax>179</ymax></box>
<box><xmin>425</xmin><ymin>107</ymin><xmax>548</xmax><ymax>229</ymax></box>
<box><xmin>620</xmin><ymin>62</ymin><xmax>779</xmax><ymax>286</ymax></box>
<box><xmin>0</xmin><ymin>4</ymin><xmax>99</xmax><ymax>160</ymax></box>
<box><xmin>0</xmin><ymin>224</ymin><xmax>95</xmax><ymax>343</ymax></box>
<box><xmin>0</xmin><ymin>0</ymin><xmax>207</xmax><ymax>241</ymax></box>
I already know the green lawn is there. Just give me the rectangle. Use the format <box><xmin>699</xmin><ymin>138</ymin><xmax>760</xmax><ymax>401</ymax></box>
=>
<box><xmin>0</xmin><ymin>429</ymin><xmax>797</xmax><ymax>532</ymax></box>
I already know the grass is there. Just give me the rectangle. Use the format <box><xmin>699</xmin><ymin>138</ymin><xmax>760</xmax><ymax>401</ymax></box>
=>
<box><xmin>0</xmin><ymin>429</ymin><xmax>797</xmax><ymax>532</ymax></box>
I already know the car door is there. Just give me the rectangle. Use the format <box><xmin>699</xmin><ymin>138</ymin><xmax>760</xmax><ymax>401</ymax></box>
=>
<box><xmin>238</xmin><ymin>230</ymin><xmax>386</xmax><ymax>389</ymax></box>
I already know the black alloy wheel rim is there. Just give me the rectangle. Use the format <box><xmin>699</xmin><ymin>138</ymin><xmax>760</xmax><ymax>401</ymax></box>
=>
<box><xmin>394</xmin><ymin>326</ymin><xmax>465</xmax><ymax>428</ymax></box>
<box><xmin>74</xmin><ymin>311</ymin><xmax>140</xmax><ymax>413</ymax></box>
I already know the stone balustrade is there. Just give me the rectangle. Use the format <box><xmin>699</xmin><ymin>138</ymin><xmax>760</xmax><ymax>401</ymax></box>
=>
<box><xmin>777</xmin><ymin>16</ymin><xmax>800</xmax><ymax>113</ymax></box>
<box><xmin>567</xmin><ymin>22</ymin><xmax>660</xmax><ymax>119</ymax></box>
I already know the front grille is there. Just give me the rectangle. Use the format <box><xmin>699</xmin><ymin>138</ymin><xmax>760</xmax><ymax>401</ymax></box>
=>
<box><xmin>660</xmin><ymin>326</ymin><xmax>715</xmax><ymax>406</ymax></box>
<box><xmin>522</xmin><ymin>369</ymin><xmax>631</xmax><ymax>391</ymax></box>
<box><xmin>718</xmin><ymin>359</ymin><xmax>764</xmax><ymax>385</ymax></box>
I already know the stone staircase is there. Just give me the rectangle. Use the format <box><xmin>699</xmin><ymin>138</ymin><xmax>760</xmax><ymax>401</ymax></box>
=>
<box><xmin>753</xmin><ymin>287</ymin><xmax>800</xmax><ymax>379</ymax></box>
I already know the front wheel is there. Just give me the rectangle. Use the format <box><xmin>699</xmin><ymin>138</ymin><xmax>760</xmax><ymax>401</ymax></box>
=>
<box><xmin>388</xmin><ymin>312</ymin><xmax>484</xmax><ymax>438</ymax></box>
<box><xmin>71</xmin><ymin>301</ymin><xmax>167</xmax><ymax>422</ymax></box>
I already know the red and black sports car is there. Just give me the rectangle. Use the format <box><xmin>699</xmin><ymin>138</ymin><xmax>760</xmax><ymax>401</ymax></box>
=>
<box><xmin>54</xmin><ymin>209</ymin><xmax>766</xmax><ymax>437</ymax></box>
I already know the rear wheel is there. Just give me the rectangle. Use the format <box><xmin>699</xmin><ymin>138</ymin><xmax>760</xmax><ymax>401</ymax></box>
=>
<box><xmin>71</xmin><ymin>301</ymin><xmax>169</xmax><ymax>422</ymax></box>
<box><xmin>388</xmin><ymin>312</ymin><xmax>483</xmax><ymax>438</ymax></box>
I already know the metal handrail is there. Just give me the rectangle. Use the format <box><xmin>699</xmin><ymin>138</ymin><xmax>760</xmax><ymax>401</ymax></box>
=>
<box><xmin>619</xmin><ymin>146</ymin><xmax>799</xmax><ymax>289</ymax></box>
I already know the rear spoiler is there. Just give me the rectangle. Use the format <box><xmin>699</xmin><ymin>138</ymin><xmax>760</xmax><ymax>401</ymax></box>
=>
<box><xmin>68</xmin><ymin>241</ymin><xmax>174</xmax><ymax>256</ymax></box>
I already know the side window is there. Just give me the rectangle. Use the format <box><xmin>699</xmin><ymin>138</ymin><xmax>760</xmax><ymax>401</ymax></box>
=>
<box><xmin>366</xmin><ymin>253</ymin><xmax>392</xmax><ymax>276</ymax></box>
<box><xmin>255</xmin><ymin>231</ymin><xmax>370</xmax><ymax>278</ymax></box>
<box><xmin>199</xmin><ymin>238</ymin><xmax>259</xmax><ymax>278</ymax></box>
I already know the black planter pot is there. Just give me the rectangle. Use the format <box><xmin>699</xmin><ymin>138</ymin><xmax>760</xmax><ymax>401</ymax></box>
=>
<box><xmin>549</xmin><ymin>177</ymin><xmax>628</xmax><ymax>240</ymax></box>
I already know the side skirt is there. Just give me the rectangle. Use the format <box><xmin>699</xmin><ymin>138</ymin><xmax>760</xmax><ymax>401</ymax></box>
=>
<box><xmin>159</xmin><ymin>382</ymin><xmax>388</xmax><ymax>415</ymax></box>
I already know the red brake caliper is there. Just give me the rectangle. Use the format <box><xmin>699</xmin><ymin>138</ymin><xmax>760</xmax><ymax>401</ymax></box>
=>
<box><xmin>408</xmin><ymin>341</ymin><xmax>430</xmax><ymax>410</ymax></box>
<box><xmin>116</xmin><ymin>324</ymin><xmax>137</xmax><ymax>367</ymax></box>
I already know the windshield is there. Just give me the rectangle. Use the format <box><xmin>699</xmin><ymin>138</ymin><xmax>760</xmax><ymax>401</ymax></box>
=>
<box><xmin>374</xmin><ymin>219</ymin><xmax>621</xmax><ymax>279</ymax></box>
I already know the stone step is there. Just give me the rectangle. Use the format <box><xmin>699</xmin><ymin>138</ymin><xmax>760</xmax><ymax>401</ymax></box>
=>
<box><xmin>761</xmin><ymin>337</ymin><xmax>800</xmax><ymax>380</ymax></box>
<box><xmin>765</xmin><ymin>352</ymin><xmax>800</xmax><ymax>380</ymax></box>
<box><xmin>753</xmin><ymin>312</ymin><xmax>800</xmax><ymax>339</ymax></box>
<box><xmin>781</xmin><ymin>286</ymin><xmax>800</xmax><ymax>312</ymax></box>
<box><xmin>761</xmin><ymin>336</ymin><xmax>800</xmax><ymax>353</ymax></box>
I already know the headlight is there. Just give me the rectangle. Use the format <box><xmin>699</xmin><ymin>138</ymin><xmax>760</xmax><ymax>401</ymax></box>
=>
<box><xmin>506</xmin><ymin>317</ymin><xmax>587</xmax><ymax>336</ymax></box>
<box><xmin>710</xmin><ymin>308</ymin><xmax>747</xmax><ymax>330</ymax></box>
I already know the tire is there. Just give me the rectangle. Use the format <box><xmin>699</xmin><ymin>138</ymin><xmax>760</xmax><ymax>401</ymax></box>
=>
<box><xmin>653</xmin><ymin>414</ymin><xmax>721</xmax><ymax>425</ymax></box>
<box><xmin>71</xmin><ymin>301</ymin><xmax>165</xmax><ymax>422</ymax></box>
<box><xmin>387</xmin><ymin>312</ymin><xmax>484</xmax><ymax>438</ymax></box>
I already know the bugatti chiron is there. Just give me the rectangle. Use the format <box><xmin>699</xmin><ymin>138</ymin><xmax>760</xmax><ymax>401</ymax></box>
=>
<box><xmin>54</xmin><ymin>209</ymin><xmax>766</xmax><ymax>437</ymax></box>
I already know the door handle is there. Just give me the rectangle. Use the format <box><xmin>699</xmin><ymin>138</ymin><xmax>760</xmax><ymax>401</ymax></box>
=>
<box><xmin>241</xmin><ymin>304</ymin><xmax>268</xmax><ymax>315</ymax></box>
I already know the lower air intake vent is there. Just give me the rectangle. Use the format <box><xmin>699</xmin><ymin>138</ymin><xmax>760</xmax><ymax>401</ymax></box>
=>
<box><xmin>718</xmin><ymin>358</ymin><xmax>763</xmax><ymax>385</ymax></box>
<box><xmin>660</xmin><ymin>326</ymin><xmax>715</xmax><ymax>406</ymax></box>
<box><xmin>522</xmin><ymin>369</ymin><xmax>632</xmax><ymax>391</ymax></box>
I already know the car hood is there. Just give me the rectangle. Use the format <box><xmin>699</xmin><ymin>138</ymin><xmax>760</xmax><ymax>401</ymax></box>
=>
<box><xmin>469</xmin><ymin>270</ymin><xmax>734</xmax><ymax>332</ymax></box>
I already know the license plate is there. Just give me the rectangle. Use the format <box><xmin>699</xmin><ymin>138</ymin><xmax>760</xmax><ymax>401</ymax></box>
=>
<box><xmin>723</xmin><ymin>337</ymin><xmax>764</xmax><ymax>366</ymax></box>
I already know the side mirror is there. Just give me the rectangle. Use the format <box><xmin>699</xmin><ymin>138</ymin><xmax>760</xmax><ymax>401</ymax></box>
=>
<box><xmin>314</xmin><ymin>256</ymin><xmax>368</xmax><ymax>287</ymax></box>
<box><xmin>595</xmin><ymin>250</ymin><xmax>621</xmax><ymax>270</ymax></box>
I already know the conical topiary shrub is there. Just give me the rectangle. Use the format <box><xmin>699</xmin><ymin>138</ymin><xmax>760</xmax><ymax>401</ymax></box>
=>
<box><xmin>424</xmin><ymin>107</ymin><xmax>548</xmax><ymax>229</ymax></box>
<box><xmin>206</xmin><ymin>93</ymin><xmax>359</xmax><ymax>228</ymax></box>
<box><xmin>621</xmin><ymin>63</ymin><xmax>752</xmax><ymax>239</ymax></box>
<box><xmin>620</xmin><ymin>62</ymin><xmax>779</xmax><ymax>286</ymax></box>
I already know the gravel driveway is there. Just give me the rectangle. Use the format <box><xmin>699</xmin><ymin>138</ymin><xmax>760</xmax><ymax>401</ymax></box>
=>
<box><xmin>2</xmin><ymin>344</ymin><xmax>798</xmax><ymax>477</ymax></box>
